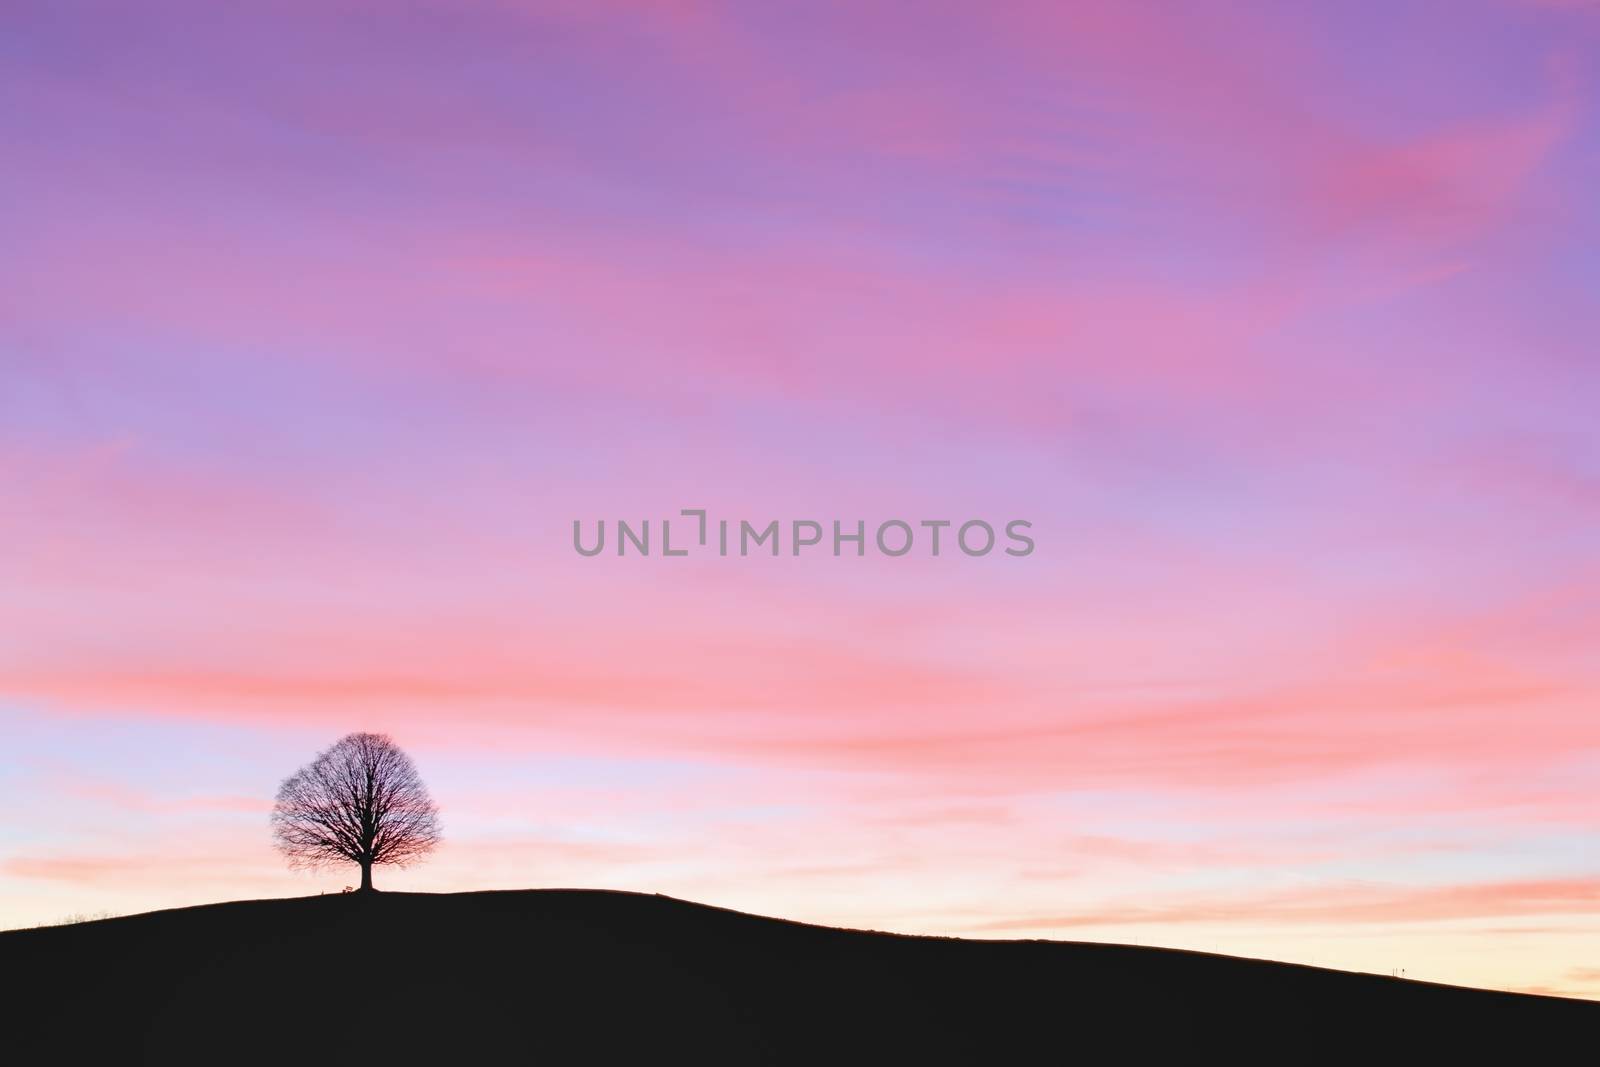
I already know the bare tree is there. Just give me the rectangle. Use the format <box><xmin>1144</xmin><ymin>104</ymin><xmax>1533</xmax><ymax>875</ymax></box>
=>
<box><xmin>271</xmin><ymin>732</ymin><xmax>441</xmax><ymax>891</ymax></box>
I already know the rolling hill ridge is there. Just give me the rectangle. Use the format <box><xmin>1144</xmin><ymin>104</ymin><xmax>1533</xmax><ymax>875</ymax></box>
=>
<box><xmin>3</xmin><ymin>888</ymin><xmax>1590</xmax><ymax>1062</ymax></box>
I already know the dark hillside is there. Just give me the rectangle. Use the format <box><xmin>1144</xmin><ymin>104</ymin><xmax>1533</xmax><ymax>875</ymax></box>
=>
<box><xmin>2</xmin><ymin>889</ymin><xmax>1590</xmax><ymax>1063</ymax></box>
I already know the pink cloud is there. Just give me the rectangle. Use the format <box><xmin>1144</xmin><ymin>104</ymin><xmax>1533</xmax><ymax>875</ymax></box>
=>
<box><xmin>968</xmin><ymin>876</ymin><xmax>1600</xmax><ymax>931</ymax></box>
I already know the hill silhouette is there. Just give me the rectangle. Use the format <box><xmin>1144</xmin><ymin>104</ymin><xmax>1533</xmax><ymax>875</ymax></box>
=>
<box><xmin>3</xmin><ymin>889</ymin><xmax>1591</xmax><ymax>1062</ymax></box>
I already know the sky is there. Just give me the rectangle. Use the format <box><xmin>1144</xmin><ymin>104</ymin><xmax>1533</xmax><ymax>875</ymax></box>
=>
<box><xmin>2</xmin><ymin>0</ymin><xmax>1599</xmax><ymax>997</ymax></box>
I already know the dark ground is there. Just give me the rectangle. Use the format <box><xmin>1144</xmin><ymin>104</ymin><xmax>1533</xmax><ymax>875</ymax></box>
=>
<box><xmin>2</xmin><ymin>888</ymin><xmax>1591</xmax><ymax>1063</ymax></box>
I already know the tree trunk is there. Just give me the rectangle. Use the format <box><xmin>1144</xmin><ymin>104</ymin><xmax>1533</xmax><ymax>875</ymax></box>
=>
<box><xmin>359</xmin><ymin>860</ymin><xmax>373</xmax><ymax>892</ymax></box>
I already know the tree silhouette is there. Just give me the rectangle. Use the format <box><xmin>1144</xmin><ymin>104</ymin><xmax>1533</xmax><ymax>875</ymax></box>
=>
<box><xmin>271</xmin><ymin>732</ymin><xmax>441</xmax><ymax>891</ymax></box>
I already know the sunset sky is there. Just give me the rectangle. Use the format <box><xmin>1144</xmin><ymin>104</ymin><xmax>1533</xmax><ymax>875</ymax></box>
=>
<box><xmin>3</xmin><ymin>0</ymin><xmax>1598</xmax><ymax>997</ymax></box>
